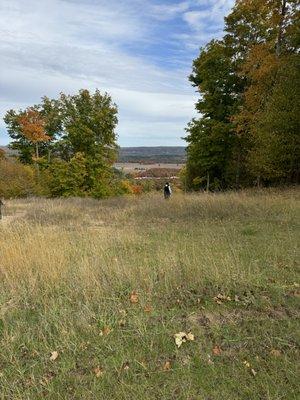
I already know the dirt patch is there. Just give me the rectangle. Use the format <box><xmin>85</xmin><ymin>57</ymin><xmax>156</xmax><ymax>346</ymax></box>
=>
<box><xmin>188</xmin><ymin>307</ymin><xmax>295</xmax><ymax>327</ymax></box>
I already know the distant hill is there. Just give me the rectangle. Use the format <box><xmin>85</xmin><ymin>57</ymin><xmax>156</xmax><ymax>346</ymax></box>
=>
<box><xmin>0</xmin><ymin>146</ymin><xmax>18</xmax><ymax>157</ymax></box>
<box><xmin>118</xmin><ymin>147</ymin><xmax>186</xmax><ymax>164</ymax></box>
<box><xmin>1</xmin><ymin>145</ymin><xmax>187</xmax><ymax>164</ymax></box>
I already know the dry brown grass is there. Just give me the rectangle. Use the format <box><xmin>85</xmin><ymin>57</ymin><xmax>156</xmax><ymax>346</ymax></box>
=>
<box><xmin>0</xmin><ymin>189</ymin><xmax>299</xmax><ymax>399</ymax></box>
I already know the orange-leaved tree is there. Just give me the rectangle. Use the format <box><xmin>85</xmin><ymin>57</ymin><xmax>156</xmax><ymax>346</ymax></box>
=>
<box><xmin>18</xmin><ymin>108</ymin><xmax>51</xmax><ymax>161</ymax></box>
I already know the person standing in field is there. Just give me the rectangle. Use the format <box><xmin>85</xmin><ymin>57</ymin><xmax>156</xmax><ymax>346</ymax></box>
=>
<box><xmin>0</xmin><ymin>199</ymin><xmax>4</xmax><ymax>220</ymax></box>
<box><xmin>164</xmin><ymin>182</ymin><xmax>172</xmax><ymax>199</ymax></box>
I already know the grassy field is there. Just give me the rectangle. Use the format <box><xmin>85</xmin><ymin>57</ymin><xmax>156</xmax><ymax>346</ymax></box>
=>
<box><xmin>0</xmin><ymin>190</ymin><xmax>299</xmax><ymax>399</ymax></box>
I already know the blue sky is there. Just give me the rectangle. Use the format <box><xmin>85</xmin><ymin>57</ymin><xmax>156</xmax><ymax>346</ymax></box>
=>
<box><xmin>0</xmin><ymin>0</ymin><xmax>234</xmax><ymax>146</ymax></box>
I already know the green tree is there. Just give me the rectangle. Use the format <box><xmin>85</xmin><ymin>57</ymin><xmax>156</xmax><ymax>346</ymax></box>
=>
<box><xmin>3</xmin><ymin>89</ymin><xmax>119</xmax><ymax>198</ymax></box>
<box><xmin>47</xmin><ymin>152</ymin><xmax>88</xmax><ymax>197</ymax></box>
<box><xmin>58</xmin><ymin>89</ymin><xmax>118</xmax><ymax>163</ymax></box>
<box><xmin>185</xmin><ymin>0</ymin><xmax>299</xmax><ymax>189</ymax></box>
<box><xmin>245</xmin><ymin>54</ymin><xmax>300</xmax><ymax>183</ymax></box>
<box><xmin>185</xmin><ymin>38</ymin><xmax>243</xmax><ymax>189</ymax></box>
<box><xmin>232</xmin><ymin>1</ymin><xmax>300</xmax><ymax>184</ymax></box>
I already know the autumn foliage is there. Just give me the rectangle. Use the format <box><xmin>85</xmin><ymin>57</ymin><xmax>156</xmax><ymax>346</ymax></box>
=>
<box><xmin>18</xmin><ymin>109</ymin><xmax>50</xmax><ymax>144</ymax></box>
<box><xmin>185</xmin><ymin>0</ymin><xmax>300</xmax><ymax>189</ymax></box>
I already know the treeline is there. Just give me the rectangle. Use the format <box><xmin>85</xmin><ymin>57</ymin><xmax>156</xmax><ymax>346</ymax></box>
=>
<box><xmin>185</xmin><ymin>0</ymin><xmax>300</xmax><ymax>190</ymax></box>
<box><xmin>2</xmin><ymin>89</ymin><xmax>140</xmax><ymax>198</ymax></box>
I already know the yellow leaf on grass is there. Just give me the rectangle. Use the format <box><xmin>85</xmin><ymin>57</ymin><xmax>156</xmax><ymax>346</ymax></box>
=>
<box><xmin>174</xmin><ymin>332</ymin><xmax>195</xmax><ymax>348</ymax></box>
<box><xmin>163</xmin><ymin>361</ymin><xmax>171</xmax><ymax>371</ymax></box>
<box><xmin>94</xmin><ymin>367</ymin><xmax>103</xmax><ymax>378</ymax></box>
<box><xmin>130</xmin><ymin>291</ymin><xmax>139</xmax><ymax>304</ymax></box>
<box><xmin>100</xmin><ymin>326</ymin><xmax>111</xmax><ymax>336</ymax></box>
<box><xmin>50</xmin><ymin>351</ymin><xmax>59</xmax><ymax>361</ymax></box>
<box><xmin>186</xmin><ymin>332</ymin><xmax>195</xmax><ymax>341</ymax></box>
<box><xmin>212</xmin><ymin>345</ymin><xmax>222</xmax><ymax>355</ymax></box>
<box><xmin>243</xmin><ymin>360</ymin><xmax>251</xmax><ymax>368</ymax></box>
<box><xmin>144</xmin><ymin>305</ymin><xmax>152</xmax><ymax>313</ymax></box>
<box><xmin>270</xmin><ymin>349</ymin><xmax>281</xmax><ymax>357</ymax></box>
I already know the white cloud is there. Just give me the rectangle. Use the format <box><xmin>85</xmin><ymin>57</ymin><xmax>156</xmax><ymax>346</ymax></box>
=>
<box><xmin>0</xmin><ymin>0</ymin><xmax>232</xmax><ymax>146</ymax></box>
<box><xmin>183</xmin><ymin>10</ymin><xmax>210</xmax><ymax>29</ymax></box>
<box><xmin>150</xmin><ymin>1</ymin><xmax>190</xmax><ymax>21</ymax></box>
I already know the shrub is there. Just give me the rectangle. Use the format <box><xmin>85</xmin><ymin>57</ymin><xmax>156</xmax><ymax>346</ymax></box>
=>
<box><xmin>0</xmin><ymin>158</ymin><xmax>35</xmax><ymax>198</ymax></box>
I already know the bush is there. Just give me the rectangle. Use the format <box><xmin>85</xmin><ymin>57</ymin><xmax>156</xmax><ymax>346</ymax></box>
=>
<box><xmin>0</xmin><ymin>158</ymin><xmax>35</xmax><ymax>198</ymax></box>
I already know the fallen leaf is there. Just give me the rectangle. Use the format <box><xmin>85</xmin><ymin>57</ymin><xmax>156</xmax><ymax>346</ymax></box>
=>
<box><xmin>122</xmin><ymin>361</ymin><xmax>130</xmax><ymax>371</ymax></box>
<box><xmin>163</xmin><ymin>361</ymin><xmax>171</xmax><ymax>371</ymax></box>
<box><xmin>251</xmin><ymin>368</ymin><xmax>257</xmax><ymax>376</ymax></box>
<box><xmin>243</xmin><ymin>360</ymin><xmax>251</xmax><ymax>368</ymax></box>
<box><xmin>130</xmin><ymin>291</ymin><xmax>139</xmax><ymax>304</ymax></box>
<box><xmin>186</xmin><ymin>332</ymin><xmax>195</xmax><ymax>341</ymax></box>
<box><xmin>174</xmin><ymin>332</ymin><xmax>186</xmax><ymax>348</ymax></box>
<box><xmin>94</xmin><ymin>366</ymin><xmax>103</xmax><ymax>378</ymax></box>
<box><xmin>212</xmin><ymin>345</ymin><xmax>222</xmax><ymax>356</ymax></box>
<box><xmin>100</xmin><ymin>326</ymin><xmax>111</xmax><ymax>336</ymax></box>
<box><xmin>214</xmin><ymin>294</ymin><xmax>231</xmax><ymax>303</ymax></box>
<box><xmin>144</xmin><ymin>305</ymin><xmax>152</xmax><ymax>313</ymax></box>
<box><xmin>50</xmin><ymin>351</ymin><xmax>59</xmax><ymax>361</ymax></box>
<box><xmin>270</xmin><ymin>349</ymin><xmax>281</xmax><ymax>357</ymax></box>
<box><xmin>234</xmin><ymin>295</ymin><xmax>240</xmax><ymax>302</ymax></box>
<box><xmin>174</xmin><ymin>332</ymin><xmax>195</xmax><ymax>348</ymax></box>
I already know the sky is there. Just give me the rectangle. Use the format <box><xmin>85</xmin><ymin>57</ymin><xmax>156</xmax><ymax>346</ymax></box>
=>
<box><xmin>0</xmin><ymin>0</ymin><xmax>234</xmax><ymax>147</ymax></box>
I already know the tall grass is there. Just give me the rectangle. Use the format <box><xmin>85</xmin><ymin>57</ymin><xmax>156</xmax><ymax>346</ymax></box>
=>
<box><xmin>0</xmin><ymin>190</ymin><xmax>299</xmax><ymax>399</ymax></box>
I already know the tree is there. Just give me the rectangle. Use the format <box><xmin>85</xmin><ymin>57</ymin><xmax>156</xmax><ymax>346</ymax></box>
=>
<box><xmin>3</xmin><ymin>89</ymin><xmax>120</xmax><ymax>198</ymax></box>
<box><xmin>185</xmin><ymin>38</ymin><xmax>244</xmax><ymax>189</ymax></box>
<box><xmin>58</xmin><ymin>89</ymin><xmax>118</xmax><ymax>163</ymax></box>
<box><xmin>47</xmin><ymin>152</ymin><xmax>88</xmax><ymax>197</ymax></box>
<box><xmin>4</xmin><ymin>98</ymin><xmax>61</xmax><ymax>164</ymax></box>
<box><xmin>232</xmin><ymin>0</ymin><xmax>300</xmax><ymax>184</ymax></box>
<box><xmin>245</xmin><ymin>54</ymin><xmax>300</xmax><ymax>183</ymax></box>
<box><xmin>18</xmin><ymin>108</ymin><xmax>51</xmax><ymax>160</ymax></box>
<box><xmin>185</xmin><ymin>0</ymin><xmax>299</xmax><ymax>189</ymax></box>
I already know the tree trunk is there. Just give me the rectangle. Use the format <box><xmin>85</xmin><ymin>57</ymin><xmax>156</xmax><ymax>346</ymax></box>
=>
<box><xmin>257</xmin><ymin>175</ymin><xmax>261</xmax><ymax>188</ymax></box>
<box><xmin>276</xmin><ymin>0</ymin><xmax>287</xmax><ymax>57</ymax></box>
<box><xmin>206</xmin><ymin>172</ymin><xmax>210</xmax><ymax>192</ymax></box>
<box><xmin>235</xmin><ymin>150</ymin><xmax>241</xmax><ymax>188</ymax></box>
<box><xmin>35</xmin><ymin>142</ymin><xmax>40</xmax><ymax>179</ymax></box>
<box><xmin>35</xmin><ymin>142</ymin><xmax>39</xmax><ymax>159</ymax></box>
